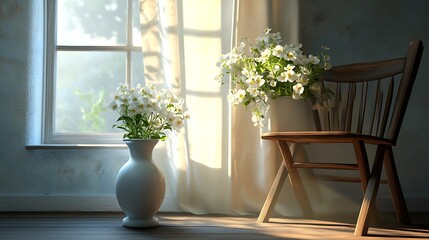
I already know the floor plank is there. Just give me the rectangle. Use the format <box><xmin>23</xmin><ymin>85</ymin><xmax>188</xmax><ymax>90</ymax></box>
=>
<box><xmin>0</xmin><ymin>212</ymin><xmax>428</xmax><ymax>239</ymax></box>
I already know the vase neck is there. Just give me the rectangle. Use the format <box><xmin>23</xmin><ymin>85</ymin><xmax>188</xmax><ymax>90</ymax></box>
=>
<box><xmin>124</xmin><ymin>139</ymin><xmax>159</xmax><ymax>161</ymax></box>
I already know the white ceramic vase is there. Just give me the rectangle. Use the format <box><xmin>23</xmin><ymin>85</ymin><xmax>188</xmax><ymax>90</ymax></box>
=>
<box><xmin>115</xmin><ymin>139</ymin><xmax>166</xmax><ymax>228</ymax></box>
<box><xmin>267</xmin><ymin>96</ymin><xmax>316</xmax><ymax>131</ymax></box>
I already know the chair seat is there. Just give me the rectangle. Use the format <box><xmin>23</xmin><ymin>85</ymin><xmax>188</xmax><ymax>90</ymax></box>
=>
<box><xmin>262</xmin><ymin>131</ymin><xmax>394</xmax><ymax>145</ymax></box>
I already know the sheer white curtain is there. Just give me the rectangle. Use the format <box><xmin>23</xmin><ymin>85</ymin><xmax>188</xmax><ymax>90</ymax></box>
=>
<box><xmin>231</xmin><ymin>0</ymin><xmax>306</xmax><ymax>216</ymax></box>
<box><xmin>139</xmin><ymin>0</ymin><xmax>300</xmax><ymax>215</ymax></box>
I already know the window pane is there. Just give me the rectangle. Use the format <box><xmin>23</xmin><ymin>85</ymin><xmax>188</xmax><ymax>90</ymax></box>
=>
<box><xmin>132</xmin><ymin>0</ymin><xmax>142</xmax><ymax>46</ymax></box>
<box><xmin>57</xmin><ymin>0</ymin><xmax>127</xmax><ymax>46</ymax></box>
<box><xmin>55</xmin><ymin>51</ymin><xmax>125</xmax><ymax>133</ymax></box>
<box><xmin>131</xmin><ymin>51</ymin><xmax>145</xmax><ymax>85</ymax></box>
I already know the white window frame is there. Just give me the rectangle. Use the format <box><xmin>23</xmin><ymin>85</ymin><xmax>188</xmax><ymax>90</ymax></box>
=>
<box><xmin>44</xmin><ymin>0</ymin><xmax>141</xmax><ymax>144</ymax></box>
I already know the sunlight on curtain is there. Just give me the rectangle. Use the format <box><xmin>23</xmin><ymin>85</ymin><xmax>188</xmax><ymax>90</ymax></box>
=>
<box><xmin>140</xmin><ymin>0</ymin><xmax>232</xmax><ymax>213</ymax></box>
<box><xmin>139</xmin><ymin>0</ymin><xmax>301</xmax><ymax>215</ymax></box>
<box><xmin>181</xmin><ymin>1</ymin><xmax>224</xmax><ymax>169</ymax></box>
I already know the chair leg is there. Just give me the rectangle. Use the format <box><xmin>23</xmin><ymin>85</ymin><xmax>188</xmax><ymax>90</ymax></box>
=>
<box><xmin>354</xmin><ymin>145</ymin><xmax>385</xmax><ymax>236</ymax></box>
<box><xmin>353</xmin><ymin>140</ymin><xmax>380</xmax><ymax>219</ymax></box>
<box><xmin>277</xmin><ymin>141</ymin><xmax>314</xmax><ymax>217</ymax></box>
<box><xmin>384</xmin><ymin>146</ymin><xmax>410</xmax><ymax>224</ymax></box>
<box><xmin>353</xmin><ymin>140</ymin><xmax>371</xmax><ymax>193</ymax></box>
<box><xmin>257</xmin><ymin>162</ymin><xmax>288</xmax><ymax>223</ymax></box>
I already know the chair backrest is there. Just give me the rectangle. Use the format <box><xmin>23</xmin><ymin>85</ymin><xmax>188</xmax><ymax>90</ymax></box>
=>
<box><xmin>314</xmin><ymin>41</ymin><xmax>423</xmax><ymax>144</ymax></box>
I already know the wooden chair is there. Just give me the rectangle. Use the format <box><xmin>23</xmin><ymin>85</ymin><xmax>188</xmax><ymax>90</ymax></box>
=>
<box><xmin>257</xmin><ymin>40</ymin><xmax>424</xmax><ymax>236</ymax></box>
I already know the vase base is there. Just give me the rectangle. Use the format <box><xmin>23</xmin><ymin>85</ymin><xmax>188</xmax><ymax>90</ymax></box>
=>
<box><xmin>122</xmin><ymin>216</ymin><xmax>159</xmax><ymax>228</ymax></box>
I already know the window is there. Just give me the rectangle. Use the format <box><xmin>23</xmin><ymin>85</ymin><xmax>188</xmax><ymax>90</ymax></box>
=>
<box><xmin>44</xmin><ymin>0</ymin><xmax>143</xmax><ymax>144</ymax></box>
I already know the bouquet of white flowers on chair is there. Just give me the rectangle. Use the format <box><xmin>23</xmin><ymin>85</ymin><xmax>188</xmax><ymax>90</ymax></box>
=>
<box><xmin>110</xmin><ymin>83</ymin><xmax>189</xmax><ymax>140</ymax></box>
<box><xmin>216</xmin><ymin>28</ymin><xmax>331</xmax><ymax>127</ymax></box>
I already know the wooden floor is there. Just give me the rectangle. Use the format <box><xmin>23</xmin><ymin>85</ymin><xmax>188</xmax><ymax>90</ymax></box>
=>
<box><xmin>0</xmin><ymin>212</ymin><xmax>428</xmax><ymax>239</ymax></box>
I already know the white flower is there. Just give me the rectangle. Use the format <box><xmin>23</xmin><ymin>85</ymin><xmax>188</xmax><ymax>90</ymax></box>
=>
<box><xmin>308</xmin><ymin>54</ymin><xmax>320</xmax><ymax>65</ymax></box>
<box><xmin>234</xmin><ymin>89</ymin><xmax>246</xmax><ymax>103</ymax></box>
<box><xmin>228</xmin><ymin>89</ymin><xmax>247</xmax><ymax>106</ymax></box>
<box><xmin>272</xmin><ymin>45</ymin><xmax>284</xmax><ymax>58</ymax></box>
<box><xmin>109</xmin><ymin>101</ymin><xmax>118</xmax><ymax>111</ymax></box>
<box><xmin>296</xmin><ymin>74</ymin><xmax>309</xmax><ymax>86</ymax></box>
<box><xmin>300</xmin><ymin>66</ymin><xmax>310</xmax><ymax>75</ymax></box>
<box><xmin>260</xmin><ymin>48</ymin><xmax>271</xmax><ymax>62</ymax></box>
<box><xmin>285</xmin><ymin>49</ymin><xmax>297</xmax><ymax>61</ymax></box>
<box><xmin>277</xmin><ymin>71</ymin><xmax>288</xmax><ymax>82</ymax></box>
<box><xmin>251</xmin><ymin>107</ymin><xmax>265</xmax><ymax>128</ymax></box>
<box><xmin>216</xmin><ymin>28</ymin><xmax>330</xmax><ymax>128</ymax></box>
<box><xmin>254</xmin><ymin>75</ymin><xmax>265</xmax><ymax>87</ymax></box>
<box><xmin>260</xmin><ymin>91</ymin><xmax>268</xmax><ymax>102</ymax></box>
<box><xmin>111</xmin><ymin>82</ymin><xmax>189</xmax><ymax>140</ymax></box>
<box><xmin>247</xmin><ymin>86</ymin><xmax>260</xmax><ymax>97</ymax></box>
<box><xmin>292</xmin><ymin>83</ymin><xmax>304</xmax><ymax>99</ymax></box>
<box><xmin>227</xmin><ymin>92</ymin><xmax>236</xmax><ymax>104</ymax></box>
<box><xmin>171</xmin><ymin>118</ymin><xmax>184</xmax><ymax>130</ymax></box>
<box><xmin>184</xmin><ymin>111</ymin><xmax>190</xmax><ymax>119</ymax></box>
<box><xmin>278</xmin><ymin>64</ymin><xmax>297</xmax><ymax>83</ymax></box>
<box><xmin>241</xmin><ymin>68</ymin><xmax>252</xmax><ymax>78</ymax></box>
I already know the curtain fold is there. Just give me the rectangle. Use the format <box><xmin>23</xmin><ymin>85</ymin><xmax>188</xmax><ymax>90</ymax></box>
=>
<box><xmin>231</xmin><ymin>0</ymin><xmax>302</xmax><ymax>215</ymax></box>
<box><xmin>139</xmin><ymin>0</ymin><xmax>300</xmax><ymax>215</ymax></box>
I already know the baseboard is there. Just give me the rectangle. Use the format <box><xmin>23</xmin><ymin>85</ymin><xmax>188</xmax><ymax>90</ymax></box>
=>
<box><xmin>0</xmin><ymin>194</ymin><xmax>180</xmax><ymax>212</ymax></box>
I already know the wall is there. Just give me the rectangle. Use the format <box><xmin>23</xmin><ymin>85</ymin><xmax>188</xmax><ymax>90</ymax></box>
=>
<box><xmin>298</xmin><ymin>0</ymin><xmax>429</xmax><ymax>212</ymax></box>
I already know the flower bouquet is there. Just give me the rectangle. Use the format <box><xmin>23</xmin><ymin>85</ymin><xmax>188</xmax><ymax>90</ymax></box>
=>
<box><xmin>216</xmin><ymin>28</ymin><xmax>331</xmax><ymax>127</ymax></box>
<box><xmin>110</xmin><ymin>83</ymin><xmax>189</xmax><ymax>140</ymax></box>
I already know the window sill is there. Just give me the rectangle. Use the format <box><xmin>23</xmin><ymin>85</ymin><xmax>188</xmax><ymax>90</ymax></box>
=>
<box><xmin>25</xmin><ymin>144</ymin><xmax>127</xmax><ymax>150</ymax></box>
